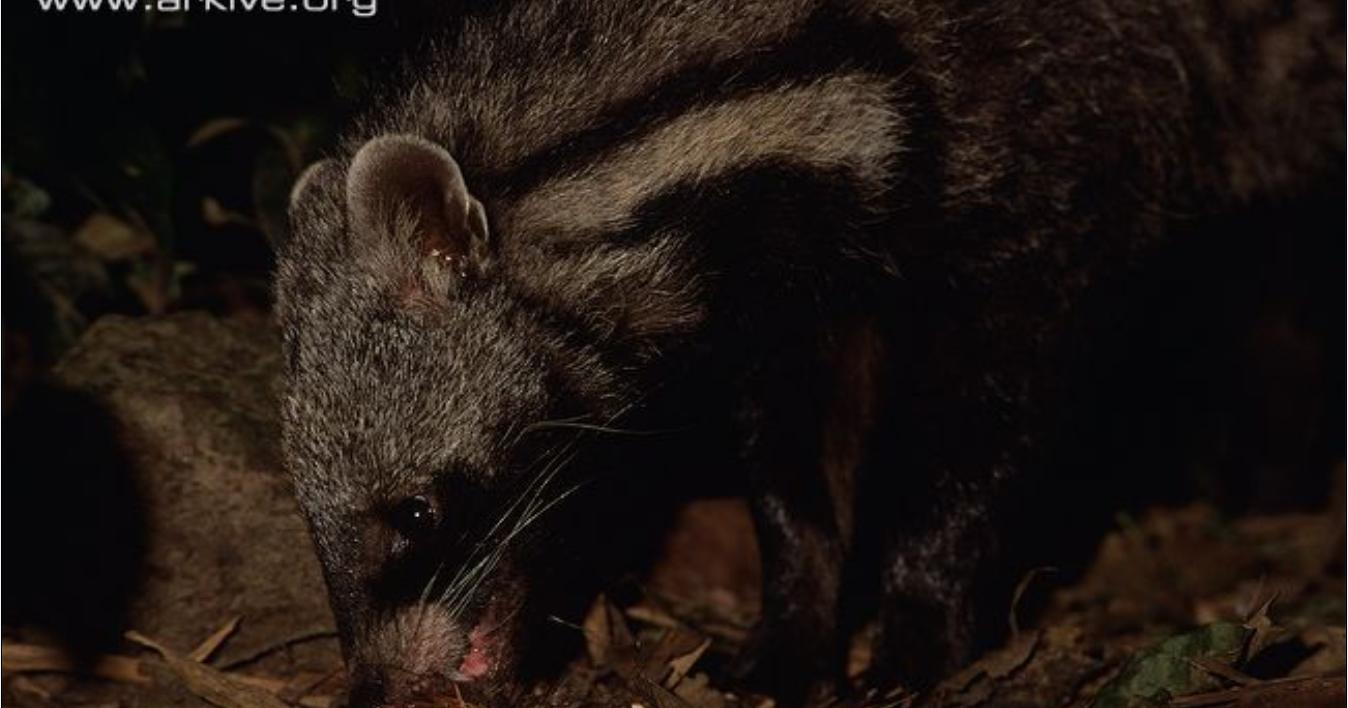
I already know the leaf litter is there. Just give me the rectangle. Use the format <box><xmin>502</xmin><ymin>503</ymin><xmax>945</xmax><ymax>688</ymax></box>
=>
<box><xmin>3</xmin><ymin>502</ymin><xmax>1343</xmax><ymax>708</ymax></box>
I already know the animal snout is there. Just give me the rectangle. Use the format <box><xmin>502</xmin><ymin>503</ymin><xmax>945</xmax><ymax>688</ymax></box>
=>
<box><xmin>345</xmin><ymin>604</ymin><xmax>475</xmax><ymax>706</ymax></box>
<box><xmin>346</xmin><ymin>664</ymin><xmax>461</xmax><ymax>708</ymax></box>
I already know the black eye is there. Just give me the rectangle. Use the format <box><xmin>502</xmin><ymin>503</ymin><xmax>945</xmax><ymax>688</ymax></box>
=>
<box><xmin>390</xmin><ymin>496</ymin><xmax>436</xmax><ymax>540</ymax></box>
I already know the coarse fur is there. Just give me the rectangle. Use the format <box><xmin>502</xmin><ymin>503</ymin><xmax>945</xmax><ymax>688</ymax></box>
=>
<box><xmin>275</xmin><ymin>0</ymin><xmax>1344</xmax><ymax>705</ymax></box>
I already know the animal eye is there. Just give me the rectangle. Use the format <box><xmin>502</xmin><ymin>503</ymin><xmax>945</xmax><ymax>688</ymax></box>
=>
<box><xmin>390</xmin><ymin>496</ymin><xmax>436</xmax><ymax>540</ymax></box>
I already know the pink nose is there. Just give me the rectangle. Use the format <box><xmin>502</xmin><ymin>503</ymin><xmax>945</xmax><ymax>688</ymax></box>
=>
<box><xmin>455</xmin><ymin>625</ymin><xmax>492</xmax><ymax>680</ymax></box>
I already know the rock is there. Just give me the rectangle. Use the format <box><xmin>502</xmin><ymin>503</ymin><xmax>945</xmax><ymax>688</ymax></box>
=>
<box><xmin>9</xmin><ymin>312</ymin><xmax>339</xmax><ymax>675</ymax></box>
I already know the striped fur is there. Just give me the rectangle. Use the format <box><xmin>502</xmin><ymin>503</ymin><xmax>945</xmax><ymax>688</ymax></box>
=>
<box><xmin>277</xmin><ymin>0</ymin><xmax>1343</xmax><ymax>704</ymax></box>
<box><xmin>500</xmin><ymin>74</ymin><xmax>902</xmax><ymax>240</ymax></box>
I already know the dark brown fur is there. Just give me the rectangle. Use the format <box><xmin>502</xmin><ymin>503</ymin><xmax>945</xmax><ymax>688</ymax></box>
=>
<box><xmin>276</xmin><ymin>1</ymin><xmax>1343</xmax><ymax>704</ymax></box>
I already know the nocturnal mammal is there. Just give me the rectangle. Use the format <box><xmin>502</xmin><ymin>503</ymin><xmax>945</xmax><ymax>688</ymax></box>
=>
<box><xmin>275</xmin><ymin>0</ymin><xmax>1343</xmax><ymax>704</ymax></box>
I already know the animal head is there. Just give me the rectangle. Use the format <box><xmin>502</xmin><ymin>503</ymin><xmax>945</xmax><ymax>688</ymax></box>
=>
<box><xmin>276</xmin><ymin>134</ymin><xmax>693</xmax><ymax>705</ymax></box>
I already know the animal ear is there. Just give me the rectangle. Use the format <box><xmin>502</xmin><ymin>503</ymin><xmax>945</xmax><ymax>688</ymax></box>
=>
<box><xmin>346</xmin><ymin>134</ymin><xmax>489</xmax><ymax>273</ymax></box>
<box><xmin>282</xmin><ymin>159</ymin><xmax>343</xmax><ymax>255</ymax></box>
<box><xmin>290</xmin><ymin>159</ymin><xmax>340</xmax><ymax>211</ymax></box>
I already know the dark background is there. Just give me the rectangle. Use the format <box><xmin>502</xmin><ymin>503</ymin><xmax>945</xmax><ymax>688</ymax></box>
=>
<box><xmin>1</xmin><ymin>0</ymin><xmax>461</xmax><ymax>675</ymax></box>
<box><xmin>3</xmin><ymin>1</ymin><xmax>459</xmax><ymax>354</ymax></box>
<box><xmin>1</xmin><ymin>2</ymin><xmax>1343</xmax><ymax>706</ymax></box>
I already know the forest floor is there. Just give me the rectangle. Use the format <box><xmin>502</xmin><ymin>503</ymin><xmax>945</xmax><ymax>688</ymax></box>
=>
<box><xmin>1</xmin><ymin>314</ymin><xmax>1344</xmax><ymax>708</ymax></box>
<box><xmin>4</xmin><ymin>496</ymin><xmax>1344</xmax><ymax>708</ymax></box>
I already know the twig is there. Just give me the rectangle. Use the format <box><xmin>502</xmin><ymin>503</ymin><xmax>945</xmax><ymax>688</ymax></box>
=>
<box><xmin>1008</xmin><ymin>566</ymin><xmax>1057</xmax><ymax>636</ymax></box>
<box><xmin>218</xmin><ymin>629</ymin><xmax>339</xmax><ymax>671</ymax></box>
<box><xmin>0</xmin><ymin>640</ymin><xmax>339</xmax><ymax>708</ymax></box>
<box><xmin>1</xmin><ymin>642</ymin><xmax>148</xmax><ymax>684</ymax></box>
<box><xmin>191</xmin><ymin>616</ymin><xmax>243</xmax><ymax>663</ymax></box>
<box><xmin>1169</xmin><ymin>674</ymin><xmax>1346</xmax><ymax>707</ymax></box>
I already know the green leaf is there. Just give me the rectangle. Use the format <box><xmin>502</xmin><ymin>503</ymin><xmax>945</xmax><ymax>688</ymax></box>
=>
<box><xmin>1091</xmin><ymin>622</ymin><xmax>1250</xmax><ymax>708</ymax></box>
<box><xmin>2</xmin><ymin>171</ymin><xmax>53</xmax><ymax>218</ymax></box>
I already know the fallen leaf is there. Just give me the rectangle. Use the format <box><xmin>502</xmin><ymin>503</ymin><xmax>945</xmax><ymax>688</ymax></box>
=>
<box><xmin>201</xmin><ymin>197</ymin><xmax>255</xmax><ymax>228</ymax></box>
<box><xmin>663</xmin><ymin>637</ymin><xmax>711</xmax><ymax>688</ymax></box>
<box><xmin>1</xmin><ymin>642</ymin><xmax>147</xmax><ymax>684</ymax></box>
<box><xmin>74</xmin><ymin>212</ymin><xmax>153</xmax><ymax>261</ymax></box>
<box><xmin>3</xmin><ymin>173</ymin><xmax>52</xmax><ymax>217</ymax></box>
<box><xmin>1169</xmin><ymin>674</ymin><xmax>1345</xmax><ymax>708</ymax></box>
<box><xmin>585</xmin><ymin>594</ymin><xmax>635</xmax><ymax>670</ymax></box>
<box><xmin>1241</xmin><ymin>592</ymin><xmax>1283</xmax><ymax>662</ymax></box>
<box><xmin>126</xmin><ymin>631</ymin><xmax>291</xmax><ymax>708</ymax></box>
<box><xmin>1190</xmin><ymin>656</ymin><xmax>1257</xmax><ymax>686</ymax></box>
<box><xmin>1090</xmin><ymin>622</ymin><xmax>1250</xmax><ymax>708</ymax></box>
<box><xmin>188</xmin><ymin>118</ymin><xmax>249</xmax><ymax>147</ymax></box>
<box><xmin>670</xmin><ymin>672</ymin><xmax>727</xmax><ymax>708</ymax></box>
<box><xmin>1289</xmin><ymin>626</ymin><xmax>1347</xmax><ymax>677</ymax></box>
<box><xmin>190</xmin><ymin>616</ymin><xmax>243</xmax><ymax>663</ymax></box>
<box><xmin>929</xmin><ymin>630</ymin><xmax>1040</xmax><ymax>707</ymax></box>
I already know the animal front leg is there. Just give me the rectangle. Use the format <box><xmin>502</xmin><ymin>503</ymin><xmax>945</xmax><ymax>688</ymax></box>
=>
<box><xmin>857</xmin><ymin>361</ymin><xmax>1029</xmax><ymax>690</ymax></box>
<box><xmin>869</xmin><ymin>486</ymin><xmax>997</xmax><ymax>687</ymax></box>
<box><xmin>729</xmin><ymin>359</ymin><xmax>848</xmax><ymax>703</ymax></box>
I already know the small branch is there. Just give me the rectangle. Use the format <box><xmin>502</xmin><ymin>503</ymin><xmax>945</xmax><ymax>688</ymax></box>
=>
<box><xmin>218</xmin><ymin>629</ymin><xmax>339</xmax><ymax>671</ymax></box>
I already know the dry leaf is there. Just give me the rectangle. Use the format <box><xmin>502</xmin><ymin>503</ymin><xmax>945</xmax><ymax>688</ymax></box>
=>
<box><xmin>1</xmin><ymin>642</ymin><xmax>148</xmax><ymax>684</ymax></box>
<box><xmin>188</xmin><ymin>118</ymin><xmax>249</xmax><ymax>147</ymax></box>
<box><xmin>1289</xmin><ymin>626</ymin><xmax>1347</xmax><ymax>677</ymax></box>
<box><xmin>663</xmin><ymin>637</ymin><xmax>711</xmax><ymax>689</ymax></box>
<box><xmin>1169</xmin><ymin>674</ymin><xmax>1346</xmax><ymax>708</ymax></box>
<box><xmin>126</xmin><ymin>631</ymin><xmax>291</xmax><ymax>708</ymax></box>
<box><xmin>670</xmin><ymin>672</ymin><xmax>727</xmax><ymax>708</ymax></box>
<box><xmin>585</xmin><ymin>594</ymin><xmax>635</xmax><ymax>669</ymax></box>
<box><xmin>190</xmin><ymin>616</ymin><xmax>243</xmax><ymax>663</ymax></box>
<box><xmin>74</xmin><ymin>212</ymin><xmax>153</xmax><ymax>261</ymax></box>
<box><xmin>1241</xmin><ymin>594</ymin><xmax>1283</xmax><ymax>663</ymax></box>
<box><xmin>201</xmin><ymin>197</ymin><xmax>256</xmax><ymax>228</ymax></box>
<box><xmin>1190</xmin><ymin>656</ymin><xmax>1258</xmax><ymax>686</ymax></box>
<box><xmin>930</xmin><ymin>630</ymin><xmax>1040</xmax><ymax>707</ymax></box>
